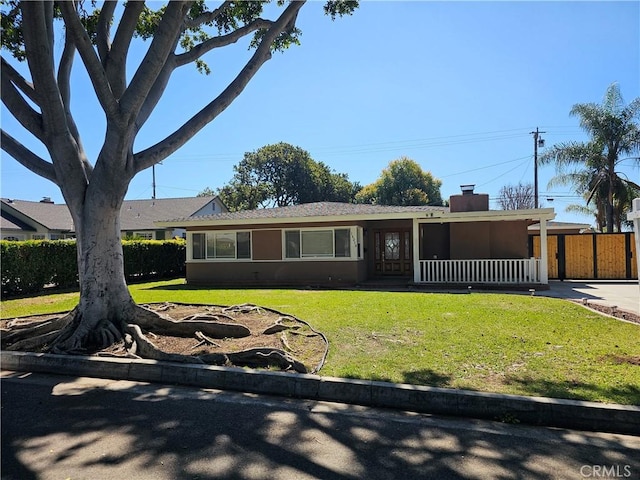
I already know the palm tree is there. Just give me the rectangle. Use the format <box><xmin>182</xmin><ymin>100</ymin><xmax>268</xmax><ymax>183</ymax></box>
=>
<box><xmin>540</xmin><ymin>83</ymin><xmax>640</xmax><ymax>232</ymax></box>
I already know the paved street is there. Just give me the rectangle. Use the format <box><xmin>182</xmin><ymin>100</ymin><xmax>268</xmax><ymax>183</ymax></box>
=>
<box><xmin>2</xmin><ymin>371</ymin><xmax>639</xmax><ymax>480</ymax></box>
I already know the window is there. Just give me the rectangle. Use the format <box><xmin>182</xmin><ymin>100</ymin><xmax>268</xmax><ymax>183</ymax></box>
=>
<box><xmin>191</xmin><ymin>231</ymin><xmax>251</xmax><ymax>260</ymax></box>
<box><xmin>133</xmin><ymin>231</ymin><xmax>154</xmax><ymax>240</ymax></box>
<box><xmin>335</xmin><ymin>229</ymin><xmax>351</xmax><ymax>257</ymax></box>
<box><xmin>284</xmin><ymin>227</ymin><xmax>359</xmax><ymax>259</ymax></box>
<box><xmin>193</xmin><ymin>233</ymin><xmax>205</xmax><ymax>259</ymax></box>
<box><xmin>285</xmin><ymin>230</ymin><xmax>300</xmax><ymax>258</ymax></box>
<box><xmin>302</xmin><ymin>230</ymin><xmax>333</xmax><ymax>257</ymax></box>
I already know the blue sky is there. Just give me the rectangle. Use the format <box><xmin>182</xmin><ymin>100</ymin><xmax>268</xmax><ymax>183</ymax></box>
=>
<box><xmin>1</xmin><ymin>1</ymin><xmax>639</xmax><ymax>225</ymax></box>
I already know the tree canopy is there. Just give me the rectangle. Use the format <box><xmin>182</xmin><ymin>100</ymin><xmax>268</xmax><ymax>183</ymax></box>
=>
<box><xmin>497</xmin><ymin>182</ymin><xmax>535</xmax><ymax>210</ymax></box>
<box><xmin>355</xmin><ymin>157</ymin><xmax>443</xmax><ymax>206</ymax></box>
<box><xmin>0</xmin><ymin>0</ymin><xmax>358</xmax><ymax>355</ymax></box>
<box><xmin>540</xmin><ymin>83</ymin><xmax>640</xmax><ymax>232</ymax></box>
<box><xmin>206</xmin><ymin>142</ymin><xmax>361</xmax><ymax>211</ymax></box>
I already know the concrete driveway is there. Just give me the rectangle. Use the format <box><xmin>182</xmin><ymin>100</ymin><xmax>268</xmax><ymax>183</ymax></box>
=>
<box><xmin>540</xmin><ymin>280</ymin><xmax>640</xmax><ymax>315</ymax></box>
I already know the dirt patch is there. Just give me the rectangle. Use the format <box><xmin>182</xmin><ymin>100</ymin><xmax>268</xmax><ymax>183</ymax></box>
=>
<box><xmin>1</xmin><ymin>303</ymin><xmax>328</xmax><ymax>374</ymax></box>
<box><xmin>599</xmin><ymin>354</ymin><xmax>640</xmax><ymax>366</ymax></box>
<box><xmin>569</xmin><ymin>300</ymin><xmax>640</xmax><ymax>325</ymax></box>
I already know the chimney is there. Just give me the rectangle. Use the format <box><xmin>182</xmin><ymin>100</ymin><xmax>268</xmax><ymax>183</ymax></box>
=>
<box><xmin>460</xmin><ymin>184</ymin><xmax>475</xmax><ymax>195</ymax></box>
<box><xmin>449</xmin><ymin>184</ymin><xmax>489</xmax><ymax>212</ymax></box>
<box><xmin>40</xmin><ymin>197</ymin><xmax>54</xmax><ymax>204</ymax></box>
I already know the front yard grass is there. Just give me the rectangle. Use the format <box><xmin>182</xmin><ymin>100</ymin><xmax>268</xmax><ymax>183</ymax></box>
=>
<box><xmin>2</xmin><ymin>278</ymin><xmax>639</xmax><ymax>405</ymax></box>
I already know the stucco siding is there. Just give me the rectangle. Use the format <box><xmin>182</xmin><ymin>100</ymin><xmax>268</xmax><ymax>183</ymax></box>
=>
<box><xmin>252</xmin><ymin>230</ymin><xmax>282</xmax><ymax>260</ymax></box>
<box><xmin>187</xmin><ymin>260</ymin><xmax>367</xmax><ymax>286</ymax></box>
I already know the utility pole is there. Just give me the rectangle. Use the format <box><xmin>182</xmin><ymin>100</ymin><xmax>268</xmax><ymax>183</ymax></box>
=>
<box><xmin>152</xmin><ymin>164</ymin><xmax>156</xmax><ymax>199</ymax></box>
<box><xmin>530</xmin><ymin>127</ymin><xmax>546</xmax><ymax>208</ymax></box>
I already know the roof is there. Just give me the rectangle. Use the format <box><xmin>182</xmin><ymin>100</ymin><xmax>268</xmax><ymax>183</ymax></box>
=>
<box><xmin>528</xmin><ymin>221</ymin><xmax>592</xmax><ymax>232</ymax></box>
<box><xmin>0</xmin><ymin>211</ymin><xmax>36</xmax><ymax>232</ymax></box>
<box><xmin>1</xmin><ymin>199</ymin><xmax>74</xmax><ymax>231</ymax></box>
<box><xmin>119</xmin><ymin>197</ymin><xmax>220</xmax><ymax>230</ymax></box>
<box><xmin>164</xmin><ymin>202</ymin><xmax>446</xmax><ymax>223</ymax></box>
<box><xmin>1</xmin><ymin>196</ymin><xmax>221</xmax><ymax>233</ymax></box>
<box><xmin>157</xmin><ymin>201</ymin><xmax>555</xmax><ymax>227</ymax></box>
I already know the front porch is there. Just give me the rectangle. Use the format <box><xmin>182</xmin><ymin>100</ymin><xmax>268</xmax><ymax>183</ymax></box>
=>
<box><xmin>418</xmin><ymin>258</ymin><xmax>542</xmax><ymax>285</ymax></box>
<box><xmin>406</xmin><ymin>209</ymin><xmax>553</xmax><ymax>286</ymax></box>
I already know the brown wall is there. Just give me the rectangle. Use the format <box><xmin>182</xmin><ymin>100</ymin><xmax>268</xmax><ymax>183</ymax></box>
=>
<box><xmin>449</xmin><ymin>193</ymin><xmax>490</xmax><ymax>212</ymax></box>
<box><xmin>187</xmin><ymin>260</ymin><xmax>367</xmax><ymax>286</ymax></box>
<box><xmin>251</xmin><ymin>230</ymin><xmax>282</xmax><ymax>260</ymax></box>
<box><xmin>490</xmin><ymin>221</ymin><xmax>528</xmax><ymax>258</ymax></box>
<box><xmin>450</xmin><ymin>222</ymin><xmax>491</xmax><ymax>259</ymax></box>
<box><xmin>449</xmin><ymin>221</ymin><xmax>528</xmax><ymax>260</ymax></box>
<box><xmin>421</xmin><ymin>224</ymin><xmax>450</xmax><ymax>260</ymax></box>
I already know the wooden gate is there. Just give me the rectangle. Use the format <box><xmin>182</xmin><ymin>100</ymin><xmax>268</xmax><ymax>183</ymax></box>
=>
<box><xmin>531</xmin><ymin>232</ymin><xmax>637</xmax><ymax>280</ymax></box>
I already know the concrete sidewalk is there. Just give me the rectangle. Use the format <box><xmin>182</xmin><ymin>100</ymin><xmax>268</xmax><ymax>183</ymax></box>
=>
<box><xmin>540</xmin><ymin>280</ymin><xmax>640</xmax><ymax>315</ymax></box>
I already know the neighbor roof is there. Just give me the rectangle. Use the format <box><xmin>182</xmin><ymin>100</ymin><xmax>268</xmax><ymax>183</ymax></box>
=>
<box><xmin>1</xmin><ymin>196</ymin><xmax>220</xmax><ymax>233</ymax></box>
<box><xmin>119</xmin><ymin>197</ymin><xmax>221</xmax><ymax>230</ymax></box>
<box><xmin>1</xmin><ymin>199</ymin><xmax>74</xmax><ymax>231</ymax></box>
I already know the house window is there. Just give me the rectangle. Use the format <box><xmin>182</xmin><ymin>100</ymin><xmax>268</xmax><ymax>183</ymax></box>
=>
<box><xmin>191</xmin><ymin>231</ymin><xmax>251</xmax><ymax>260</ymax></box>
<box><xmin>32</xmin><ymin>234</ymin><xmax>46</xmax><ymax>240</ymax></box>
<box><xmin>133</xmin><ymin>231</ymin><xmax>154</xmax><ymax>240</ymax></box>
<box><xmin>302</xmin><ymin>230</ymin><xmax>333</xmax><ymax>257</ymax></box>
<box><xmin>284</xmin><ymin>227</ymin><xmax>358</xmax><ymax>259</ymax></box>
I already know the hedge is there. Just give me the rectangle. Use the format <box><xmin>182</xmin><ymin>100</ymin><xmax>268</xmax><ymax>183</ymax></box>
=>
<box><xmin>1</xmin><ymin>239</ymin><xmax>186</xmax><ymax>296</ymax></box>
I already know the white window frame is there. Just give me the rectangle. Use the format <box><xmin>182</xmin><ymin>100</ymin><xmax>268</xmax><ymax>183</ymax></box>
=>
<box><xmin>133</xmin><ymin>231</ymin><xmax>154</xmax><ymax>240</ymax></box>
<box><xmin>189</xmin><ymin>230</ymin><xmax>252</xmax><ymax>261</ymax></box>
<box><xmin>283</xmin><ymin>226</ymin><xmax>363</xmax><ymax>261</ymax></box>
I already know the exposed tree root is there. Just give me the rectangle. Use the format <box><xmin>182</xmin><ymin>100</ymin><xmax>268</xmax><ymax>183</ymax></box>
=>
<box><xmin>125</xmin><ymin>323</ymin><xmax>306</xmax><ymax>372</ymax></box>
<box><xmin>223</xmin><ymin>303</ymin><xmax>265</xmax><ymax>315</ymax></box>
<box><xmin>2</xmin><ymin>302</ymin><xmax>326</xmax><ymax>373</ymax></box>
<box><xmin>193</xmin><ymin>331</ymin><xmax>221</xmax><ymax>349</ymax></box>
<box><xmin>125</xmin><ymin>324</ymin><xmax>204</xmax><ymax>364</ymax></box>
<box><xmin>1</xmin><ymin>312</ymin><xmax>73</xmax><ymax>350</ymax></box>
<box><xmin>201</xmin><ymin>348</ymin><xmax>307</xmax><ymax>373</ymax></box>
<box><xmin>133</xmin><ymin>304</ymin><xmax>250</xmax><ymax>338</ymax></box>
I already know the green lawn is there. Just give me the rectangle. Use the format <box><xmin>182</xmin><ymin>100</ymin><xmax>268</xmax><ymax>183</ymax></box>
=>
<box><xmin>2</xmin><ymin>278</ymin><xmax>639</xmax><ymax>405</ymax></box>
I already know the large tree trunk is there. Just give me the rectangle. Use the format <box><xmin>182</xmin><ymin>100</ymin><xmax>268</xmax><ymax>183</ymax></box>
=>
<box><xmin>50</xmin><ymin>187</ymin><xmax>136</xmax><ymax>353</ymax></box>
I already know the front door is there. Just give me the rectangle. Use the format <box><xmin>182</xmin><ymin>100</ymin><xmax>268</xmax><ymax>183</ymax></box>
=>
<box><xmin>374</xmin><ymin>229</ymin><xmax>412</xmax><ymax>276</ymax></box>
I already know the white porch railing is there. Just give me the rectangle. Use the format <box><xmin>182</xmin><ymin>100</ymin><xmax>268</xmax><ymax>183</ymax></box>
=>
<box><xmin>418</xmin><ymin>258</ymin><xmax>541</xmax><ymax>284</ymax></box>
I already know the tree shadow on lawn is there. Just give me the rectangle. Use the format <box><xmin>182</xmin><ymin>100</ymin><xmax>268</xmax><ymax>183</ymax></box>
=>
<box><xmin>3</xmin><ymin>371</ymin><xmax>639</xmax><ymax>480</ymax></box>
<box><xmin>345</xmin><ymin>368</ymin><xmax>640</xmax><ymax>406</ymax></box>
<box><xmin>346</xmin><ymin>369</ymin><xmax>453</xmax><ymax>389</ymax></box>
<box><xmin>504</xmin><ymin>376</ymin><xmax>640</xmax><ymax>405</ymax></box>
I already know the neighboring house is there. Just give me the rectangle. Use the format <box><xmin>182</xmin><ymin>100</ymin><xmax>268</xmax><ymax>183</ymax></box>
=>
<box><xmin>528</xmin><ymin>221</ymin><xmax>592</xmax><ymax>236</ymax></box>
<box><xmin>157</xmin><ymin>186</ymin><xmax>555</xmax><ymax>287</ymax></box>
<box><xmin>1</xmin><ymin>196</ymin><xmax>227</xmax><ymax>241</ymax></box>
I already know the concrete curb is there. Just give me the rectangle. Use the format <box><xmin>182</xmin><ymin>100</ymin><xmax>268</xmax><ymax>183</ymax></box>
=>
<box><xmin>2</xmin><ymin>351</ymin><xmax>639</xmax><ymax>435</ymax></box>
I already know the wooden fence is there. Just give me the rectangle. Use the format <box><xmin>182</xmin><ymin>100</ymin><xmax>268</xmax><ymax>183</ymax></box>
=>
<box><xmin>530</xmin><ymin>232</ymin><xmax>637</xmax><ymax>280</ymax></box>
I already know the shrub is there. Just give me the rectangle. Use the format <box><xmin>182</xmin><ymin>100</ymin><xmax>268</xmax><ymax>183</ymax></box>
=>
<box><xmin>1</xmin><ymin>239</ymin><xmax>186</xmax><ymax>296</ymax></box>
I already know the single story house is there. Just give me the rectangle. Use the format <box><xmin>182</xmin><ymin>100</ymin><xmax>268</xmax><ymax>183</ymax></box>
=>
<box><xmin>528</xmin><ymin>221</ymin><xmax>592</xmax><ymax>236</ymax></box>
<box><xmin>157</xmin><ymin>187</ymin><xmax>556</xmax><ymax>287</ymax></box>
<box><xmin>1</xmin><ymin>196</ymin><xmax>226</xmax><ymax>241</ymax></box>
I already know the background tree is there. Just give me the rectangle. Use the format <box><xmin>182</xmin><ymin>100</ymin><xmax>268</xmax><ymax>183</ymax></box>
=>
<box><xmin>0</xmin><ymin>1</ymin><xmax>357</xmax><ymax>354</ymax></box>
<box><xmin>211</xmin><ymin>142</ymin><xmax>360</xmax><ymax>211</ymax></box>
<box><xmin>540</xmin><ymin>83</ymin><xmax>640</xmax><ymax>232</ymax></box>
<box><xmin>355</xmin><ymin>157</ymin><xmax>443</xmax><ymax>206</ymax></box>
<box><xmin>497</xmin><ymin>182</ymin><xmax>535</xmax><ymax>210</ymax></box>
